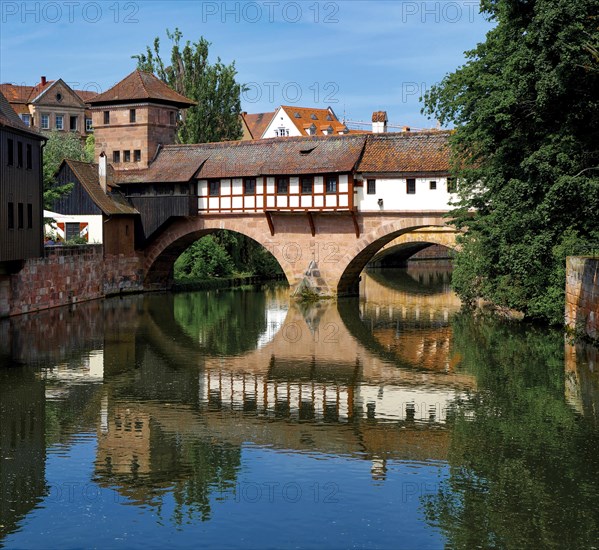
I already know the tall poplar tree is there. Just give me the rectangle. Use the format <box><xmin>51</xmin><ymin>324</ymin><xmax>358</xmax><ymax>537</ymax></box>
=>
<box><xmin>423</xmin><ymin>0</ymin><xmax>599</xmax><ymax>324</ymax></box>
<box><xmin>134</xmin><ymin>28</ymin><xmax>244</xmax><ymax>144</ymax></box>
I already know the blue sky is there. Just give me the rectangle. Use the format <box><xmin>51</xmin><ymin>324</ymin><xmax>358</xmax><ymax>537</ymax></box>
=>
<box><xmin>1</xmin><ymin>1</ymin><xmax>493</xmax><ymax>129</ymax></box>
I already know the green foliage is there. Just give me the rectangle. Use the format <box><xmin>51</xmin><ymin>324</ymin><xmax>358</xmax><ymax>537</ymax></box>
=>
<box><xmin>174</xmin><ymin>235</ymin><xmax>234</xmax><ymax>280</ymax></box>
<box><xmin>423</xmin><ymin>314</ymin><xmax>599</xmax><ymax>548</ymax></box>
<box><xmin>43</xmin><ymin>130</ymin><xmax>93</xmax><ymax>209</ymax></box>
<box><xmin>423</xmin><ymin>0</ymin><xmax>599</xmax><ymax>324</ymax></box>
<box><xmin>174</xmin><ymin>231</ymin><xmax>283</xmax><ymax>283</ymax></box>
<box><xmin>134</xmin><ymin>28</ymin><xmax>244</xmax><ymax>144</ymax></box>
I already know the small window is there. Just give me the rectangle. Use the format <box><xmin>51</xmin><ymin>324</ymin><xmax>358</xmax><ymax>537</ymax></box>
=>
<box><xmin>55</xmin><ymin>115</ymin><xmax>64</xmax><ymax>130</ymax></box>
<box><xmin>294</xmin><ymin>112</ymin><xmax>301</xmax><ymax>118</ymax></box>
<box><xmin>244</xmin><ymin>178</ymin><xmax>256</xmax><ymax>195</ymax></box>
<box><xmin>20</xmin><ymin>114</ymin><xmax>31</xmax><ymax>126</ymax></box>
<box><xmin>85</xmin><ymin>118</ymin><xmax>93</xmax><ymax>132</ymax></box>
<box><xmin>406</xmin><ymin>178</ymin><xmax>416</xmax><ymax>195</ymax></box>
<box><xmin>7</xmin><ymin>138</ymin><xmax>13</xmax><ymax>166</ymax></box>
<box><xmin>123</xmin><ymin>150</ymin><xmax>131</xmax><ymax>162</ymax></box>
<box><xmin>103</xmin><ymin>111</ymin><xmax>110</xmax><ymax>124</ymax></box>
<box><xmin>17</xmin><ymin>141</ymin><xmax>23</xmax><ymax>167</ymax></box>
<box><xmin>367</xmin><ymin>179</ymin><xmax>376</xmax><ymax>195</ymax></box>
<box><xmin>27</xmin><ymin>204</ymin><xmax>32</xmax><ymax>229</ymax></box>
<box><xmin>65</xmin><ymin>222</ymin><xmax>79</xmax><ymax>241</ymax></box>
<box><xmin>430</xmin><ymin>180</ymin><xmax>437</xmax><ymax>190</ymax></box>
<box><xmin>134</xmin><ymin>150</ymin><xmax>141</xmax><ymax>162</ymax></box>
<box><xmin>7</xmin><ymin>203</ymin><xmax>14</xmax><ymax>229</ymax></box>
<box><xmin>311</xmin><ymin>114</ymin><xmax>317</xmax><ymax>120</ymax></box>
<box><xmin>129</xmin><ymin>109</ymin><xmax>136</xmax><ymax>123</ymax></box>
<box><xmin>447</xmin><ymin>177</ymin><xmax>457</xmax><ymax>193</ymax></box>
<box><xmin>209</xmin><ymin>179</ymin><xmax>220</xmax><ymax>196</ymax></box>
<box><xmin>301</xmin><ymin>176</ymin><xmax>313</xmax><ymax>194</ymax></box>
<box><xmin>70</xmin><ymin>115</ymin><xmax>78</xmax><ymax>131</ymax></box>
<box><xmin>113</xmin><ymin>151</ymin><xmax>120</xmax><ymax>163</ymax></box>
<box><xmin>326</xmin><ymin>175</ymin><xmax>337</xmax><ymax>194</ymax></box>
<box><xmin>41</xmin><ymin>114</ymin><xmax>50</xmax><ymax>130</ymax></box>
<box><xmin>276</xmin><ymin>177</ymin><xmax>289</xmax><ymax>194</ymax></box>
<box><xmin>26</xmin><ymin>144</ymin><xmax>32</xmax><ymax>169</ymax></box>
<box><xmin>17</xmin><ymin>203</ymin><xmax>24</xmax><ymax>229</ymax></box>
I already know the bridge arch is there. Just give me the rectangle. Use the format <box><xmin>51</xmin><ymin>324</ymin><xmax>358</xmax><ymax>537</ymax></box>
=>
<box><xmin>368</xmin><ymin>228</ymin><xmax>458</xmax><ymax>268</ymax></box>
<box><xmin>335</xmin><ymin>217</ymin><xmax>456</xmax><ymax>296</ymax></box>
<box><xmin>142</xmin><ymin>215</ymin><xmax>294</xmax><ymax>290</ymax></box>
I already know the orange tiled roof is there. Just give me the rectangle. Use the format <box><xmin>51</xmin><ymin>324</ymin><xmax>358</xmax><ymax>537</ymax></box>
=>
<box><xmin>280</xmin><ymin>106</ymin><xmax>348</xmax><ymax>136</ymax></box>
<box><xmin>0</xmin><ymin>81</ymin><xmax>97</xmax><ymax>105</ymax></box>
<box><xmin>358</xmin><ymin>132</ymin><xmax>451</xmax><ymax>174</ymax></box>
<box><xmin>88</xmin><ymin>70</ymin><xmax>196</xmax><ymax>108</ymax></box>
<box><xmin>372</xmin><ymin>111</ymin><xmax>388</xmax><ymax>123</ymax></box>
<box><xmin>242</xmin><ymin>111</ymin><xmax>275</xmax><ymax>139</ymax></box>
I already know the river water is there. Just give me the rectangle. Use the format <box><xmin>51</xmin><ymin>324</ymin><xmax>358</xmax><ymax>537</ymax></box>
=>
<box><xmin>1</xmin><ymin>266</ymin><xmax>598</xmax><ymax>549</ymax></box>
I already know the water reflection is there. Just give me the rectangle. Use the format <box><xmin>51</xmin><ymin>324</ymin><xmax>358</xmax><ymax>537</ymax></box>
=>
<box><xmin>0</xmin><ymin>267</ymin><xmax>598</xmax><ymax>548</ymax></box>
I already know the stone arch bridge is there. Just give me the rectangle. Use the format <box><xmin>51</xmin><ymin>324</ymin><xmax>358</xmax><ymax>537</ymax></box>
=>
<box><xmin>142</xmin><ymin>211</ymin><xmax>459</xmax><ymax>297</ymax></box>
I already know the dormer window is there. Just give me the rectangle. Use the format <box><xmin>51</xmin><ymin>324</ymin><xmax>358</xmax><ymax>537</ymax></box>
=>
<box><xmin>326</xmin><ymin>114</ymin><xmax>332</xmax><ymax>121</ymax></box>
<box><xmin>294</xmin><ymin>112</ymin><xmax>301</xmax><ymax>118</ymax></box>
<box><xmin>311</xmin><ymin>114</ymin><xmax>317</xmax><ymax>120</ymax></box>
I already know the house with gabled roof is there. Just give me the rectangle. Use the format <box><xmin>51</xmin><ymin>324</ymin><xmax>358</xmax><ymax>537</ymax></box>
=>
<box><xmin>0</xmin><ymin>77</ymin><xmax>96</xmax><ymax>137</ymax></box>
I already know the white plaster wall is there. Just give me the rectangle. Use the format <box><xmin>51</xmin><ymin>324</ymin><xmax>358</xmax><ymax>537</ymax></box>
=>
<box><xmin>356</xmin><ymin>177</ymin><xmax>457</xmax><ymax>211</ymax></box>
<box><xmin>262</xmin><ymin>107</ymin><xmax>303</xmax><ymax>138</ymax></box>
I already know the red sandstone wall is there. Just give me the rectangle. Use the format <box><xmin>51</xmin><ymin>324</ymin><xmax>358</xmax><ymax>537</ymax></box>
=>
<box><xmin>0</xmin><ymin>245</ymin><xmax>143</xmax><ymax>318</ymax></box>
<box><xmin>566</xmin><ymin>256</ymin><xmax>599</xmax><ymax>340</ymax></box>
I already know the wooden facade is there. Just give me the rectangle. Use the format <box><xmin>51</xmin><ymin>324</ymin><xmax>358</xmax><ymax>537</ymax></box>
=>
<box><xmin>0</xmin><ymin>124</ymin><xmax>44</xmax><ymax>265</ymax></box>
<box><xmin>52</xmin><ymin>163</ymin><xmax>102</xmax><ymax>215</ymax></box>
<box><xmin>197</xmin><ymin>173</ymin><xmax>354</xmax><ymax>213</ymax></box>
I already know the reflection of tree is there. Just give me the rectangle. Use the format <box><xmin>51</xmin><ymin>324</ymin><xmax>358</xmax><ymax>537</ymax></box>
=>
<box><xmin>423</xmin><ymin>315</ymin><xmax>599</xmax><ymax>548</ymax></box>
<box><xmin>365</xmin><ymin>266</ymin><xmax>452</xmax><ymax>295</ymax></box>
<box><xmin>173</xmin><ymin>288</ymin><xmax>267</xmax><ymax>355</ymax></box>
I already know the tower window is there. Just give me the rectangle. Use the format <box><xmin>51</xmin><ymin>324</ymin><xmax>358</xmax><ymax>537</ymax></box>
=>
<box><xmin>129</xmin><ymin>109</ymin><xmax>136</xmax><ymax>123</ymax></box>
<box><xmin>134</xmin><ymin>150</ymin><xmax>141</xmax><ymax>162</ymax></box>
<box><xmin>326</xmin><ymin>175</ymin><xmax>337</xmax><ymax>194</ymax></box>
<box><xmin>103</xmin><ymin>111</ymin><xmax>110</xmax><ymax>124</ymax></box>
<box><xmin>301</xmin><ymin>176</ymin><xmax>313</xmax><ymax>194</ymax></box>
<box><xmin>276</xmin><ymin>177</ymin><xmax>289</xmax><ymax>194</ymax></box>
<box><xmin>113</xmin><ymin>151</ymin><xmax>120</xmax><ymax>163</ymax></box>
<box><xmin>209</xmin><ymin>179</ymin><xmax>220</xmax><ymax>196</ymax></box>
<box><xmin>123</xmin><ymin>150</ymin><xmax>131</xmax><ymax>162</ymax></box>
<box><xmin>244</xmin><ymin>178</ymin><xmax>256</xmax><ymax>195</ymax></box>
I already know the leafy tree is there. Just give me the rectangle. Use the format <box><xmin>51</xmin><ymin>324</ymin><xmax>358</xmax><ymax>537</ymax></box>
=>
<box><xmin>133</xmin><ymin>28</ymin><xmax>244</xmax><ymax>144</ymax></box>
<box><xmin>43</xmin><ymin>130</ymin><xmax>93</xmax><ymax>209</ymax></box>
<box><xmin>174</xmin><ymin>235</ymin><xmax>235</xmax><ymax>280</ymax></box>
<box><xmin>422</xmin><ymin>0</ymin><xmax>599</xmax><ymax>324</ymax></box>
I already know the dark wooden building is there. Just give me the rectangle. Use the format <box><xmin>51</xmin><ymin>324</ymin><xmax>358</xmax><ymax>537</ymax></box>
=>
<box><xmin>0</xmin><ymin>91</ymin><xmax>45</xmax><ymax>269</ymax></box>
<box><xmin>54</xmin><ymin>159</ymin><xmax>138</xmax><ymax>255</ymax></box>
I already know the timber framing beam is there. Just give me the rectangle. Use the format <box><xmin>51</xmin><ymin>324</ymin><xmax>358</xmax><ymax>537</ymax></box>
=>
<box><xmin>350</xmin><ymin>210</ymin><xmax>360</xmax><ymax>238</ymax></box>
<box><xmin>265</xmin><ymin>211</ymin><xmax>275</xmax><ymax>236</ymax></box>
<box><xmin>307</xmin><ymin>212</ymin><xmax>316</xmax><ymax>236</ymax></box>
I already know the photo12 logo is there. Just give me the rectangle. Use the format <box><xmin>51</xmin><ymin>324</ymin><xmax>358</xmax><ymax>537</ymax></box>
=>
<box><xmin>200</xmin><ymin>1</ymin><xmax>340</xmax><ymax>24</ymax></box>
<box><xmin>1</xmin><ymin>2</ymin><xmax>140</xmax><ymax>24</ymax></box>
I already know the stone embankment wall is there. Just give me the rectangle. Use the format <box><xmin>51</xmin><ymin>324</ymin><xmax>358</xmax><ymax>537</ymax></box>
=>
<box><xmin>566</xmin><ymin>256</ymin><xmax>599</xmax><ymax>341</ymax></box>
<box><xmin>0</xmin><ymin>245</ymin><xmax>143</xmax><ymax>318</ymax></box>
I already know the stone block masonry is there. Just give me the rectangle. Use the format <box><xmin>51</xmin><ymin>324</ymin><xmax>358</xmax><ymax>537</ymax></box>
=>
<box><xmin>566</xmin><ymin>256</ymin><xmax>599</xmax><ymax>341</ymax></box>
<box><xmin>0</xmin><ymin>245</ymin><xmax>144</xmax><ymax>318</ymax></box>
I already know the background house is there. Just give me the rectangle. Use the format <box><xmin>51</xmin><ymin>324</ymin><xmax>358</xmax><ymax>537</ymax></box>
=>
<box><xmin>0</xmin><ymin>77</ymin><xmax>96</xmax><ymax>138</ymax></box>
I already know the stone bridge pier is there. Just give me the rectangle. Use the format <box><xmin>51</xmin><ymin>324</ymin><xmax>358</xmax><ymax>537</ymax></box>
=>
<box><xmin>142</xmin><ymin>211</ymin><xmax>457</xmax><ymax>297</ymax></box>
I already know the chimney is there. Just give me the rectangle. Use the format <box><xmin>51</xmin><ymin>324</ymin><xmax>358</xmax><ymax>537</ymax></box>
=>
<box><xmin>372</xmin><ymin>111</ymin><xmax>388</xmax><ymax>133</ymax></box>
<box><xmin>40</xmin><ymin>76</ymin><xmax>47</xmax><ymax>86</ymax></box>
<box><xmin>99</xmin><ymin>151</ymin><xmax>107</xmax><ymax>193</ymax></box>
<box><xmin>402</xmin><ymin>126</ymin><xmax>411</xmax><ymax>132</ymax></box>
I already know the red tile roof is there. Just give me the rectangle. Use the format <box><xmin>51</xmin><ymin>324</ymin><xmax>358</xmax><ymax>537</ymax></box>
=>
<box><xmin>117</xmin><ymin>134</ymin><xmax>368</xmax><ymax>184</ymax></box>
<box><xmin>242</xmin><ymin>111</ymin><xmax>275</xmax><ymax>139</ymax></box>
<box><xmin>88</xmin><ymin>70</ymin><xmax>196</xmax><ymax>108</ymax></box>
<box><xmin>358</xmin><ymin>132</ymin><xmax>451</xmax><ymax>174</ymax></box>
<box><xmin>61</xmin><ymin>159</ymin><xmax>138</xmax><ymax>215</ymax></box>
<box><xmin>0</xmin><ymin>81</ymin><xmax>97</xmax><ymax>105</ymax></box>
